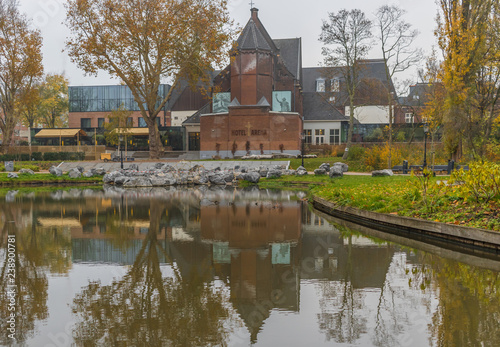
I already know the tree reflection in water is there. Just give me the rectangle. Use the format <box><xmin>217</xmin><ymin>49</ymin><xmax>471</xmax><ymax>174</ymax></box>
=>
<box><xmin>407</xmin><ymin>252</ymin><xmax>500</xmax><ymax>347</ymax></box>
<box><xmin>71</xmin><ymin>201</ymin><xmax>232</xmax><ymax>346</ymax></box>
<box><xmin>0</xmin><ymin>202</ymin><xmax>71</xmax><ymax>345</ymax></box>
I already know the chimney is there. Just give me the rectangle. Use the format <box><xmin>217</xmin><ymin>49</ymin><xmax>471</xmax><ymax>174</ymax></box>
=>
<box><xmin>251</xmin><ymin>8</ymin><xmax>258</xmax><ymax>21</ymax></box>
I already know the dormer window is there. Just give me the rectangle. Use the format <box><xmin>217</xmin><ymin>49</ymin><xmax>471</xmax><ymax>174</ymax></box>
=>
<box><xmin>316</xmin><ymin>79</ymin><xmax>325</xmax><ymax>92</ymax></box>
<box><xmin>331</xmin><ymin>78</ymin><xmax>340</xmax><ymax>92</ymax></box>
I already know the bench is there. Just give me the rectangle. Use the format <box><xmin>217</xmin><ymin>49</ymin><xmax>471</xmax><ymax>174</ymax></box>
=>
<box><xmin>392</xmin><ymin>165</ymin><xmax>404</xmax><ymax>173</ymax></box>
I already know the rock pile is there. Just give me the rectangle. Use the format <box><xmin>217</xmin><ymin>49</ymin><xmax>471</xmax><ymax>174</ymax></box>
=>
<box><xmin>102</xmin><ymin>163</ymin><xmax>295</xmax><ymax>187</ymax></box>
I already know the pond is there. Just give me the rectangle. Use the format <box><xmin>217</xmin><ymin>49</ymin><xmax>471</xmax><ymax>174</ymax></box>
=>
<box><xmin>1</xmin><ymin>187</ymin><xmax>499</xmax><ymax>346</ymax></box>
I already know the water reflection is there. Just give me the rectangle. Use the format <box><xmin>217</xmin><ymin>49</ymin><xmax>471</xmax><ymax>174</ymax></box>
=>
<box><xmin>1</xmin><ymin>187</ymin><xmax>499</xmax><ymax>346</ymax></box>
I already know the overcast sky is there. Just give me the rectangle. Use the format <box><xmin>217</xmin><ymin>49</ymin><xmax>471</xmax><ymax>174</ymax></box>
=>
<box><xmin>18</xmin><ymin>0</ymin><xmax>439</xmax><ymax>91</ymax></box>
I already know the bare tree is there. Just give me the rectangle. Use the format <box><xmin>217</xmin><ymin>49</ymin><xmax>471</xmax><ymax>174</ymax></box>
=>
<box><xmin>320</xmin><ymin>9</ymin><xmax>372</xmax><ymax>160</ymax></box>
<box><xmin>375</xmin><ymin>5</ymin><xmax>422</xmax><ymax>168</ymax></box>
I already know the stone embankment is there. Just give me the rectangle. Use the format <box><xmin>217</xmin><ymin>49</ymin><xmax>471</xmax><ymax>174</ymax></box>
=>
<box><xmin>100</xmin><ymin>161</ymin><xmax>351</xmax><ymax>187</ymax></box>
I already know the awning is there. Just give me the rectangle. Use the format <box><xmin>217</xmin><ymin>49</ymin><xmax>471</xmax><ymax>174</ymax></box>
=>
<box><xmin>37</xmin><ymin>217</ymin><xmax>82</xmax><ymax>227</ymax></box>
<box><xmin>113</xmin><ymin>128</ymin><xmax>150</xmax><ymax>136</ymax></box>
<box><xmin>35</xmin><ymin>129</ymin><xmax>87</xmax><ymax>138</ymax></box>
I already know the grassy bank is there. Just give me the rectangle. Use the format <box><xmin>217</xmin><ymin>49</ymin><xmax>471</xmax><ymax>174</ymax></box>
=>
<box><xmin>260</xmin><ymin>171</ymin><xmax>500</xmax><ymax>231</ymax></box>
<box><xmin>0</xmin><ymin>172</ymin><xmax>102</xmax><ymax>187</ymax></box>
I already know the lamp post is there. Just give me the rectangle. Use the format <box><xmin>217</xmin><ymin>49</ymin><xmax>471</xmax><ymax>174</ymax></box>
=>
<box><xmin>423</xmin><ymin>122</ymin><xmax>429</xmax><ymax>169</ymax></box>
<box><xmin>119</xmin><ymin>134</ymin><xmax>124</xmax><ymax>169</ymax></box>
<box><xmin>301</xmin><ymin>132</ymin><xmax>305</xmax><ymax>167</ymax></box>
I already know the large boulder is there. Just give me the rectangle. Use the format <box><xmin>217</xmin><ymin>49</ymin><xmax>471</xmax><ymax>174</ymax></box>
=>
<box><xmin>76</xmin><ymin>166</ymin><xmax>85</xmax><ymax>173</ymax></box>
<box><xmin>49</xmin><ymin>166</ymin><xmax>63</xmax><ymax>177</ymax></box>
<box><xmin>7</xmin><ymin>173</ymin><xmax>18</xmax><ymax>178</ymax></box>
<box><xmin>209</xmin><ymin>173</ymin><xmax>226</xmax><ymax>185</ymax></box>
<box><xmin>329</xmin><ymin>166</ymin><xmax>344</xmax><ymax>178</ymax></box>
<box><xmin>238</xmin><ymin>172</ymin><xmax>261</xmax><ymax>184</ymax></box>
<box><xmin>91</xmin><ymin>168</ymin><xmax>107</xmax><ymax>176</ymax></box>
<box><xmin>83</xmin><ymin>171</ymin><xmax>94</xmax><ymax>178</ymax></box>
<box><xmin>103</xmin><ymin>170</ymin><xmax>122</xmax><ymax>183</ymax></box>
<box><xmin>333</xmin><ymin>162</ymin><xmax>349</xmax><ymax>173</ymax></box>
<box><xmin>314</xmin><ymin>168</ymin><xmax>327</xmax><ymax>176</ymax></box>
<box><xmin>259</xmin><ymin>169</ymin><xmax>268</xmax><ymax>178</ymax></box>
<box><xmin>194</xmin><ymin>175</ymin><xmax>209</xmax><ymax>185</ymax></box>
<box><xmin>114</xmin><ymin>176</ymin><xmax>130</xmax><ymax>185</ymax></box>
<box><xmin>296</xmin><ymin>166</ymin><xmax>308</xmax><ymax>176</ymax></box>
<box><xmin>282</xmin><ymin>169</ymin><xmax>296</xmax><ymax>176</ymax></box>
<box><xmin>123</xmin><ymin>177</ymin><xmax>152</xmax><ymax>187</ymax></box>
<box><xmin>319</xmin><ymin>163</ymin><xmax>331</xmax><ymax>172</ymax></box>
<box><xmin>19</xmin><ymin>169</ymin><xmax>35</xmax><ymax>175</ymax></box>
<box><xmin>223</xmin><ymin>172</ymin><xmax>234</xmax><ymax>183</ymax></box>
<box><xmin>266</xmin><ymin>169</ymin><xmax>282</xmax><ymax>179</ymax></box>
<box><xmin>372</xmin><ymin>169</ymin><xmax>394</xmax><ymax>177</ymax></box>
<box><xmin>68</xmin><ymin>168</ymin><xmax>82</xmax><ymax>179</ymax></box>
<box><xmin>150</xmin><ymin>176</ymin><xmax>169</xmax><ymax>186</ymax></box>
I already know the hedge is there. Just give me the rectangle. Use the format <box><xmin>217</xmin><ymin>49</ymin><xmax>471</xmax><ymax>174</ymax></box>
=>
<box><xmin>0</xmin><ymin>152</ymin><xmax>85</xmax><ymax>162</ymax></box>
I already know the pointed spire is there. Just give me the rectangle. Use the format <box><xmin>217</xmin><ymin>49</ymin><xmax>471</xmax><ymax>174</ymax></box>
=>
<box><xmin>237</xmin><ymin>18</ymin><xmax>272</xmax><ymax>51</ymax></box>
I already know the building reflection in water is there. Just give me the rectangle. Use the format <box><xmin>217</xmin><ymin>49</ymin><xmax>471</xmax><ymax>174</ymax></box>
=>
<box><xmin>2</xmin><ymin>188</ymin><xmax>498</xmax><ymax>346</ymax></box>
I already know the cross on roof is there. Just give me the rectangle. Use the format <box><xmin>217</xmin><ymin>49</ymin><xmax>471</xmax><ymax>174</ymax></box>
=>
<box><xmin>249</xmin><ymin>1</ymin><xmax>255</xmax><ymax>9</ymax></box>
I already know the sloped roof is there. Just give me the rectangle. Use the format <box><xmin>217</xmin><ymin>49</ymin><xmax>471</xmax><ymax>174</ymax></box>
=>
<box><xmin>303</xmin><ymin>92</ymin><xmax>348</xmax><ymax>121</ymax></box>
<box><xmin>183</xmin><ymin>103</ymin><xmax>211</xmax><ymax>125</ymax></box>
<box><xmin>237</xmin><ymin>19</ymin><xmax>272</xmax><ymax>51</ymax></box>
<box><xmin>274</xmin><ymin>38</ymin><xmax>302</xmax><ymax>80</ymax></box>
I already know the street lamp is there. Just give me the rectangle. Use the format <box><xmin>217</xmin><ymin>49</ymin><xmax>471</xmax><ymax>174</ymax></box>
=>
<box><xmin>423</xmin><ymin>122</ymin><xmax>429</xmax><ymax>169</ymax></box>
<box><xmin>301</xmin><ymin>132</ymin><xmax>305</xmax><ymax>167</ymax></box>
<box><xmin>119</xmin><ymin>134</ymin><xmax>124</xmax><ymax>169</ymax></box>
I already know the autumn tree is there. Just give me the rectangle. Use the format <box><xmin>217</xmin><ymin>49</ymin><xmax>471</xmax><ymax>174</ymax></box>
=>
<box><xmin>38</xmin><ymin>73</ymin><xmax>69</xmax><ymax>128</ymax></box>
<box><xmin>19</xmin><ymin>82</ymin><xmax>41</xmax><ymax>128</ymax></box>
<box><xmin>0</xmin><ymin>0</ymin><xmax>43</xmax><ymax>153</ymax></box>
<box><xmin>65</xmin><ymin>0</ymin><xmax>235</xmax><ymax>159</ymax></box>
<box><xmin>320</xmin><ymin>9</ymin><xmax>372</xmax><ymax>160</ymax></box>
<box><xmin>420</xmin><ymin>49</ymin><xmax>447</xmax><ymax>166</ymax></box>
<box><xmin>103</xmin><ymin>104</ymin><xmax>133</xmax><ymax>146</ymax></box>
<box><xmin>436</xmin><ymin>0</ymin><xmax>496</xmax><ymax>160</ymax></box>
<box><xmin>375</xmin><ymin>5</ymin><xmax>422</xmax><ymax>168</ymax></box>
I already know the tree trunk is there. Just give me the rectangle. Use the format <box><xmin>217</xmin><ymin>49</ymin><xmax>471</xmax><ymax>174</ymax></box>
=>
<box><xmin>147</xmin><ymin>120</ymin><xmax>163</xmax><ymax>160</ymax></box>
<box><xmin>387</xmin><ymin>98</ymin><xmax>393</xmax><ymax>169</ymax></box>
<box><xmin>342</xmin><ymin>108</ymin><xmax>355</xmax><ymax>160</ymax></box>
<box><xmin>0</xmin><ymin>121</ymin><xmax>15</xmax><ymax>154</ymax></box>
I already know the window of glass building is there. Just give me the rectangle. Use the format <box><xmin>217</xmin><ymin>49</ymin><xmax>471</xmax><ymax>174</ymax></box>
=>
<box><xmin>81</xmin><ymin>118</ymin><xmax>91</xmax><ymax>128</ymax></box>
<box><xmin>69</xmin><ymin>85</ymin><xmax>168</xmax><ymax>113</ymax></box>
<box><xmin>98</xmin><ymin>118</ymin><xmax>105</xmax><ymax>128</ymax></box>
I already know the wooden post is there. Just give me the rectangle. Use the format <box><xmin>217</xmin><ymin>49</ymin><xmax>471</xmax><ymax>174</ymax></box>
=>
<box><xmin>95</xmin><ymin>128</ymin><xmax>97</xmax><ymax>161</ymax></box>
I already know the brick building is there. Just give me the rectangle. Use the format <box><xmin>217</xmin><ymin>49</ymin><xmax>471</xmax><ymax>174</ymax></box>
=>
<box><xmin>197</xmin><ymin>8</ymin><xmax>303</xmax><ymax>158</ymax></box>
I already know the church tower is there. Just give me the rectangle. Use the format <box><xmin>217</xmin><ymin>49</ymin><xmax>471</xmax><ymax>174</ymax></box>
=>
<box><xmin>230</xmin><ymin>8</ymin><xmax>276</xmax><ymax>106</ymax></box>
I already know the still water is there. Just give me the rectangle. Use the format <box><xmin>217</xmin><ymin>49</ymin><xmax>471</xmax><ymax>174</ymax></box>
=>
<box><xmin>1</xmin><ymin>187</ymin><xmax>499</xmax><ymax>347</ymax></box>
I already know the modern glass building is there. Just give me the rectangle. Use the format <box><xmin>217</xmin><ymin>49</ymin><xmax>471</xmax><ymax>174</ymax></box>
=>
<box><xmin>69</xmin><ymin>85</ymin><xmax>169</xmax><ymax>113</ymax></box>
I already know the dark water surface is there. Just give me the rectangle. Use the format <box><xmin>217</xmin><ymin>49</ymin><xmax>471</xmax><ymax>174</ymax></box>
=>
<box><xmin>1</xmin><ymin>187</ymin><xmax>499</xmax><ymax>346</ymax></box>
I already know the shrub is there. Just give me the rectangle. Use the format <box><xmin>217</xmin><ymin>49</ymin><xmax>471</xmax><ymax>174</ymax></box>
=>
<box><xmin>42</xmin><ymin>152</ymin><xmax>85</xmax><ymax>161</ymax></box>
<box><xmin>449</xmin><ymin>161</ymin><xmax>500</xmax><ymax>202</ymax></box>
<box><xmin>347</xmin><ymin>145</ymin><xmax>365</xmax><ymax>161</ymax></box>
<box><xmin>32</xmin><ymin>152</ymin><xmax>43</xmax><ymax>161</ymax></box>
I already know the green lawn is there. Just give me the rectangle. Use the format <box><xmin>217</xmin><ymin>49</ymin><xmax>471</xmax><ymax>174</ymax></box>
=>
<box><xmin>0</xmin><ymin>172</ymin><xmax>102</xmax><ymax>186</ymax></box>
<box><xmin>258</xmin><ymin>174</ymin><xmax>500</xmax><ymax>232</ymax></box>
